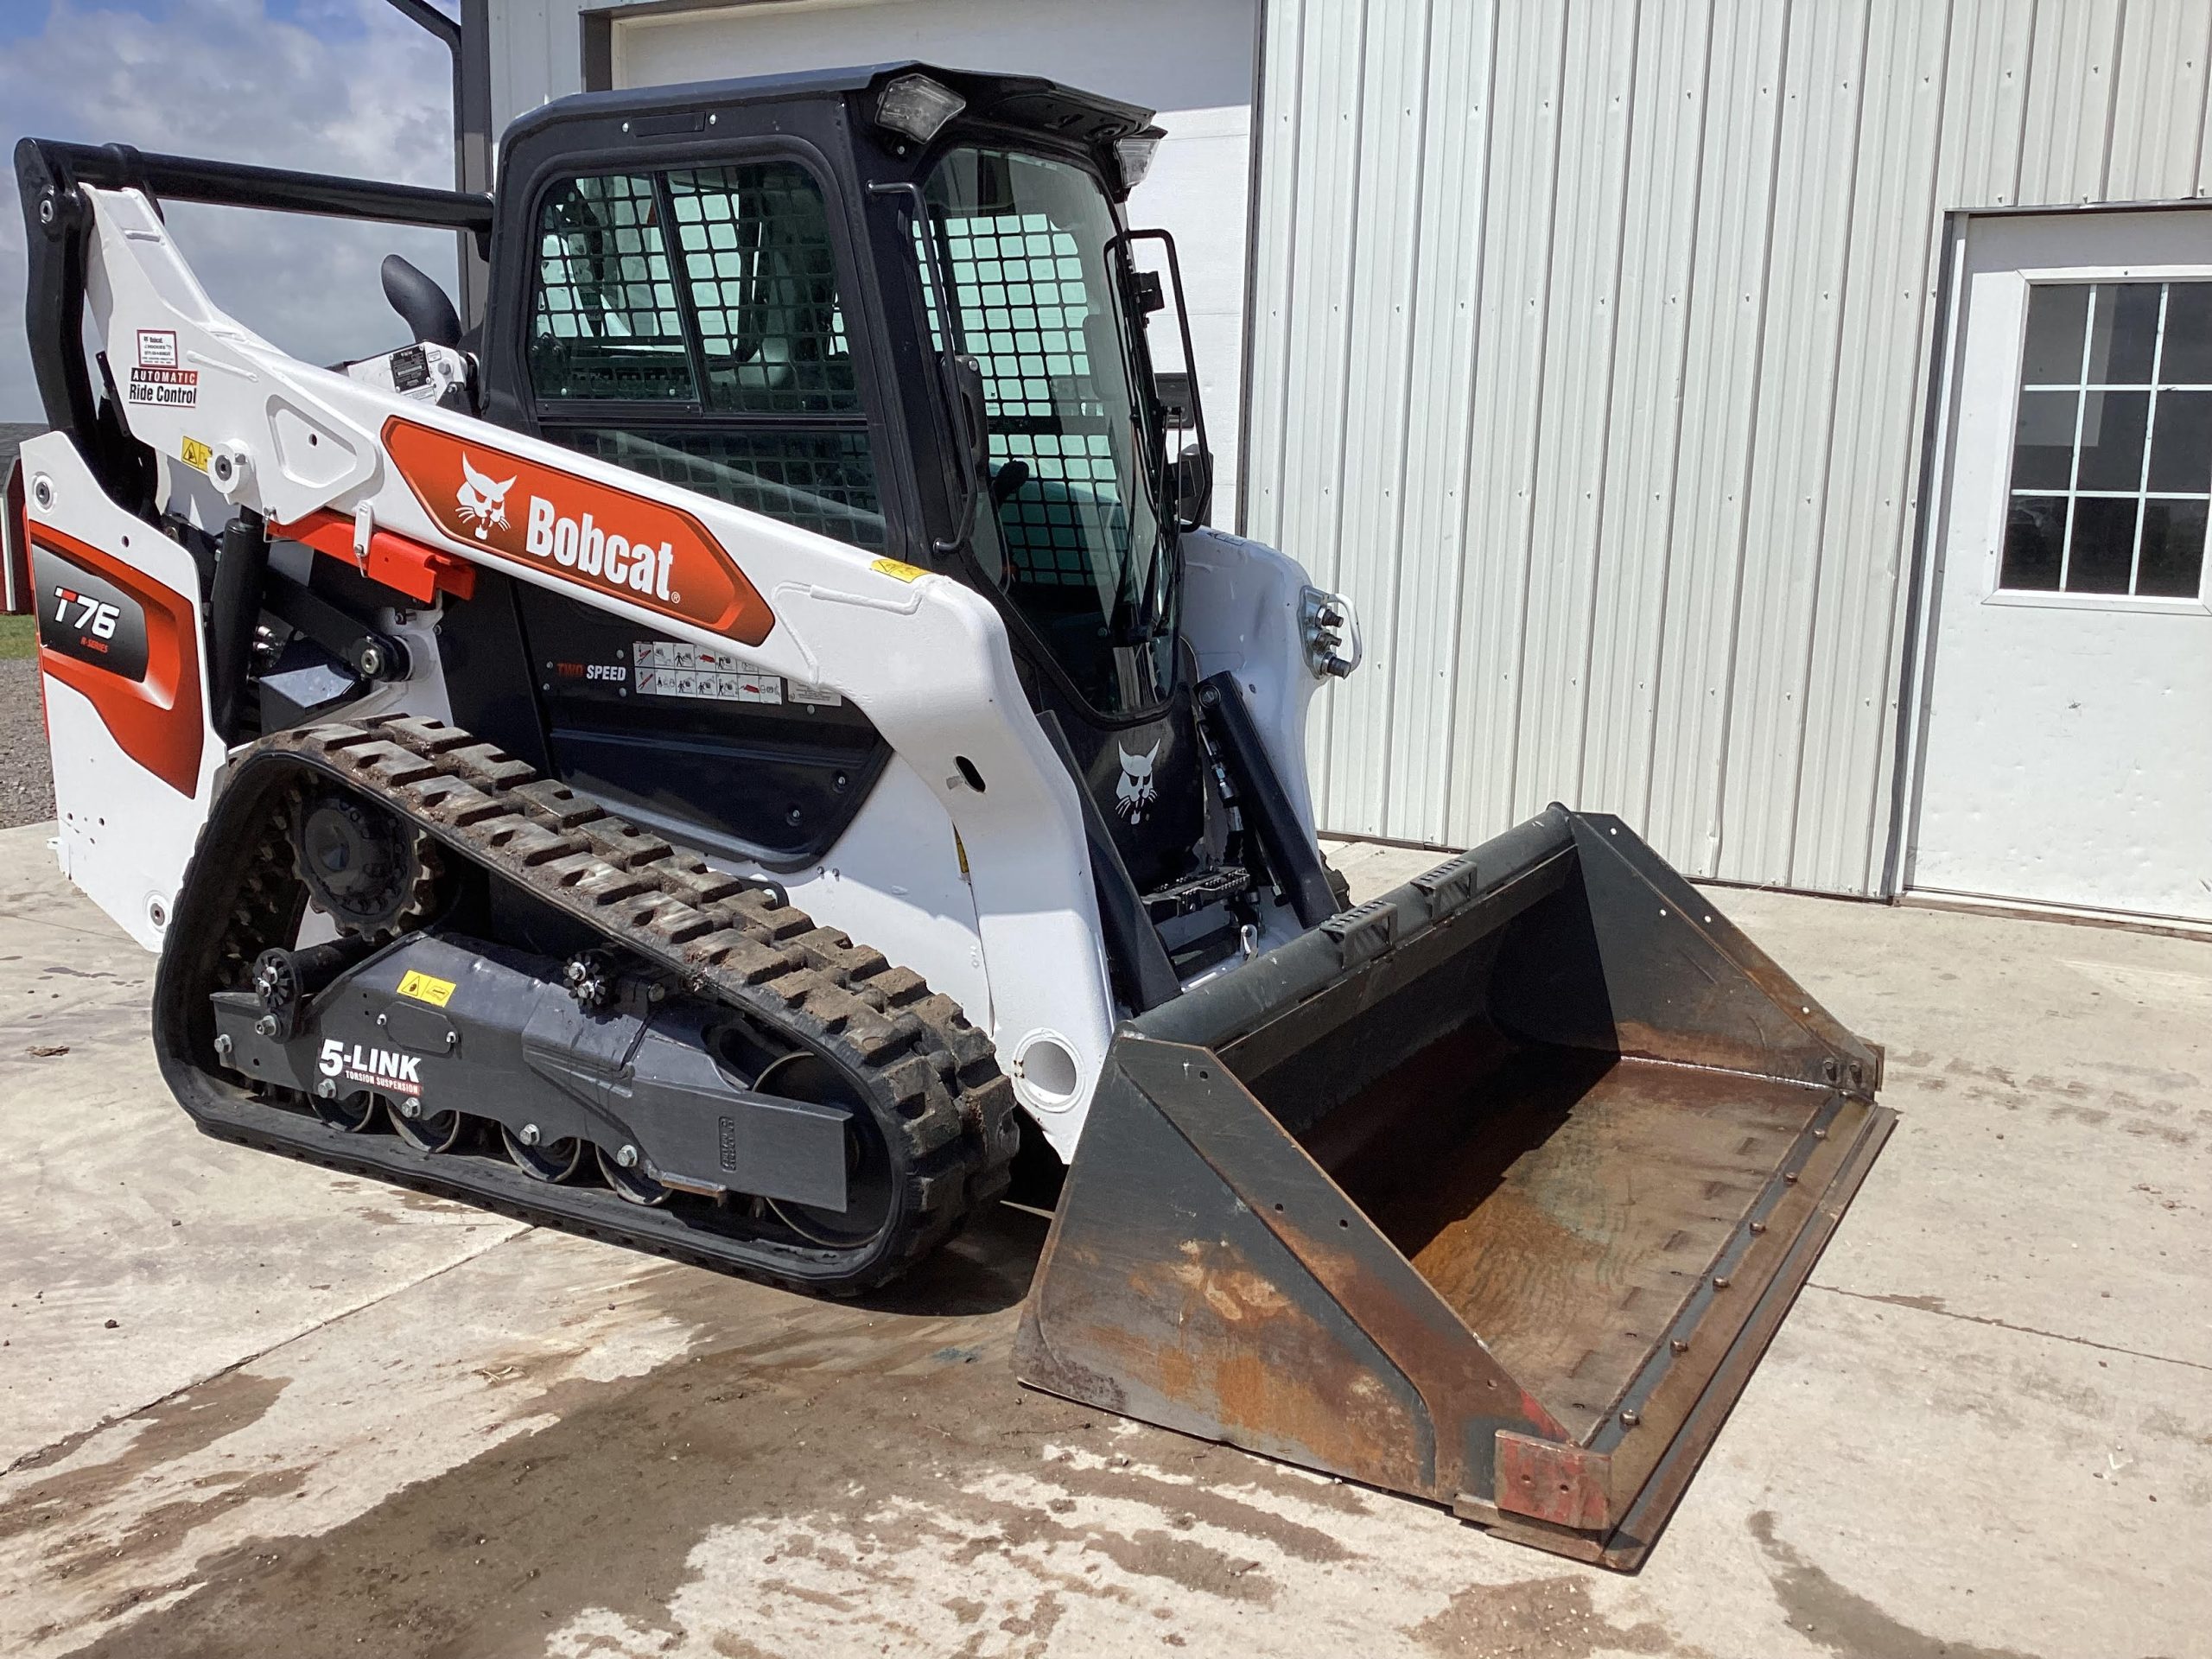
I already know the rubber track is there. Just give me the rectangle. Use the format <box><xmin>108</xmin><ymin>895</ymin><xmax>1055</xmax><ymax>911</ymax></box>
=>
<box><xmin>201</xmin><ymin>714</ymin><xmax>1019</xmax><ymax>1294</ymax></box>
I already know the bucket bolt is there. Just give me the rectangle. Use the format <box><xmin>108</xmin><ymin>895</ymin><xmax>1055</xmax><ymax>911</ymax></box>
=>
<box><xmin>518</xmin><ymin>1123</ymin><xmax>542</xmax><ymax>1147</ymax></box>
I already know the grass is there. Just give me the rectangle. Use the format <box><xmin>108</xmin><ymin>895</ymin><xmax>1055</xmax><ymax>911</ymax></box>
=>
<box><xmin>0</xmin><ymin>614</ymin><xmax>36</xmax><ymax>661</ymax></box>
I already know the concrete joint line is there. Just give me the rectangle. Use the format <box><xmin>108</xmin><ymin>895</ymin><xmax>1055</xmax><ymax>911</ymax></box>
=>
<box><xmin>1808</xmin><ymin>1281</ymin><xmax>2212</xmax><ymax>1375</ymax></box>
<box><xmin>1</xmin><ymin>1223</ymin><xmax>531</xmax><ymax>1479</ymax></box>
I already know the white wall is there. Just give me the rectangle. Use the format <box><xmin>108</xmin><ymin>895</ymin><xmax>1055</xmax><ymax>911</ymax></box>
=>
<box><xmin>488</xmin><ymin>0</ymin><xmax>1258</xmax><ymax>521</ymax></box>
<box><xmin>1245</xmin><ymin>0</ymin><xmax>2212</xmax><ymax>895</ymax></box>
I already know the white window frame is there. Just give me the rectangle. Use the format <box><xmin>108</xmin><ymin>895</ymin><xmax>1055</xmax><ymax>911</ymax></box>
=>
<box><xmin>1983</xmin><ymin>260</ymin><xmax>2212</xmax><ymax>617</ymax></box>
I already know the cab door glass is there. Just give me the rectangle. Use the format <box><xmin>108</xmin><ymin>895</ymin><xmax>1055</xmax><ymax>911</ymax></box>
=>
<box><xmin>531</xmin><ymin>173</ymin><xmax>694</xmax><ymax>402</ymax></box>
<box><xmin>528</xmin><ymin>162</ymin><xmax>886</xmax><ymax>550</ymax></box>
<box><xmin>921</xmin><ymin>147</ymin><xmax>1174</xmax><ymax>716</ymax></box>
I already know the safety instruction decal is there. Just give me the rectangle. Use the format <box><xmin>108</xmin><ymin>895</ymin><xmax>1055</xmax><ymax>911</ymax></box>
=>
<box><xmin>129</xmin><ymin>328</ymin><xmax>197</xmax><ymax>410</ymax></box>
<box><xmin>632</xmin><ymin>639</ymin><xmax>841</xmax><ymax>706</ymax></box>
<box><xmin>397</xmin><ymin>969</ymin><xmax>457</xmax><ymax>1007</ymax></box>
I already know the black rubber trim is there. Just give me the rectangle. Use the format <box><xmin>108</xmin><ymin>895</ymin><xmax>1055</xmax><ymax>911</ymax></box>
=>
<box><xmin>1038</xmin><ymin>709</ymin><xmax>1181</xmax><ymax>1014</ymax></box>
<box><xmin>1195</xmin><ymin>671</ymin><xmax>1337</xmax><ymax>929</ymax></box>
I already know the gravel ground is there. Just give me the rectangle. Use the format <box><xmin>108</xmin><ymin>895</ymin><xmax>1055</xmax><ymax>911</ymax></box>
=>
<box><xmin>0</xmin><ymin>658</ymin><xmax>55</xmax><ymax>829</ymax></box>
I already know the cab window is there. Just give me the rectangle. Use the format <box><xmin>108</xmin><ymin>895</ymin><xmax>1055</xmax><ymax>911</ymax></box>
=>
<box><xmin>527</xmin><ymin>162</ymin><xmax>885</xmax><ymax>549</ymax></box>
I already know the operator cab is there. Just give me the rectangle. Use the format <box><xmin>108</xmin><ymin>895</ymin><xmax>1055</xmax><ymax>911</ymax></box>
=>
<box><xmin>447</xmin><ymin>64</ymin><xmax>1256</xmax><ymax>995</ymax></box>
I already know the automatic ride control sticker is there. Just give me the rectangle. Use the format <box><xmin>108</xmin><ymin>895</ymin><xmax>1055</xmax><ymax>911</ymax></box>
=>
<box><xmin>129</xmin><ymin>328</ymin><xmax>196</xmax><ymax>410</ymax></box>
<box><xmin>382</xmin><ymin>417</ymin><xmax>775</xmax><ymax>644</ymax></box>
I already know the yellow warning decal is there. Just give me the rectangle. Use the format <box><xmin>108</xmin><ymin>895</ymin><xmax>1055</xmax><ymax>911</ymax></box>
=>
<box><xmin>870</xmin><ymin>556</ymin><xmax>928</xmax><ymax>583</ymax></box>
<box><xmin>180</xmin><ymin>435</ymin><xmax>213</xmax><ymax>474</ymax></box>
<box><xmin>397</xmin><ymin>969</ymin><xmax>457</xmax><ymax>1007</ymax></box>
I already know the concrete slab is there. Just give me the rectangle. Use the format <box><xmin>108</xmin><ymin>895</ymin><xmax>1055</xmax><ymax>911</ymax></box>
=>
<box><xmin>0</xmin><ymin>825</ymin><xmax>2205</xmax><ymax>1657</ymax></box>
<box><xmin>0</xmin><ymin>823</ymin><xmax>527</xmax><ymax>1470</ymax></box>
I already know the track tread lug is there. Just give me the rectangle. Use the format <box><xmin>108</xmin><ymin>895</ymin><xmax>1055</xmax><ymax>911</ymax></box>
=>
<box><xmin>513</xmin><ymin>779</ymin><xmax>609</xmax><ymax>826</ymax></box>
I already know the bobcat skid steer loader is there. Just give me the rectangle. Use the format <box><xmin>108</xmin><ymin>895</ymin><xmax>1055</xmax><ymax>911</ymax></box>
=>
<box><xmin>10</xmin><ymin>64</ymin><xmax>1892</xmax><ymax>1567</ymax></box>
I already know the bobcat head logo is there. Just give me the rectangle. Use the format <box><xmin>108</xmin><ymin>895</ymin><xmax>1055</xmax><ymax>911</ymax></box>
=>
<box><xmin>455</xmin><ymin>453</ymin><xmax>517</xmax><ymax>540</ymax></box>
<box><xmin>1115</xmin><ymin>739</ymin><xmax>1162</xmax><ymax>824</ymax></box>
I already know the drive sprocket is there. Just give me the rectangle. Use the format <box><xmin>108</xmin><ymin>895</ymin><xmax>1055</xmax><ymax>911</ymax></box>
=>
<box><xmin>291</xmin><ymin>788</ymin><xmax>440</xmax><ymax>938</ymax></box>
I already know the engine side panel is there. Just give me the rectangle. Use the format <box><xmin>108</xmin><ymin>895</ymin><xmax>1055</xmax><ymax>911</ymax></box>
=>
<box><xmin>22</xmin><ymin>434</ymin><xmax>220</xmax><ymax>950</ymax></box>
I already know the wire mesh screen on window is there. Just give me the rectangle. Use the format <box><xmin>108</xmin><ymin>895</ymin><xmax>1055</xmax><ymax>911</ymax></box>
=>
<box><xmin>925</xmin><ymin>211</ymin><xmax>1128</xmax><ymax>589</ymax></box>
<box><xmin>667</xmin><ymin>165</ymin><xmax>858</xmax><ymax>415</ymax></box>
<box><xmin>529</xmin><ymin>163</ymin><xmax>882</xmax><ymax>550</ymax></box>
<box><xmin>556</xmin><ymin>428</ymin><xmax>885</xmax><ymax>549</ymax></box>
<box><xmin>2004</xmin><ymin>281</ymin><xmax>2212</xmax><ymax>600</ymax></box>
<box><xmin>531</xmin><ymin>173</ymin><xmax>690</xmax><ymax>401</ymax></box>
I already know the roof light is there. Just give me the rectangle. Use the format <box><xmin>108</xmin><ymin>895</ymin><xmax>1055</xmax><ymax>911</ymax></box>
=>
<box><xmin>876</xmin><ymin>74</ymin><xmax>965</xmax><ymax>146</ymax></box>
<box><xmin>1115</xmin><ymin>133</ymin><xmax>1161</xmax><ymax>191</ymax></box>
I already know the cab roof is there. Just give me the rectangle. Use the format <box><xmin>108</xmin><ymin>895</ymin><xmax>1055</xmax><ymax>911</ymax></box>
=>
<box><xmin>506</xmin><ymin>61</ymin><xmax>1158</xmax><ymax>158</ymax></box>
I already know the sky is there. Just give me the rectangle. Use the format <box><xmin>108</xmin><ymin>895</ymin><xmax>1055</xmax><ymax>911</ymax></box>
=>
<box><xmin>0</xmin><ymin>0</ymin><xmax>461</xmax><ymax>421</ymax></box>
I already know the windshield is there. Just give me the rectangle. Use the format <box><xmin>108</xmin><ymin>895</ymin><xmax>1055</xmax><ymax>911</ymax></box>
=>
<box><xmin>922</xmin><ymin>147</ymin><xmax>1174</xmax><ymax>716</ymax></box>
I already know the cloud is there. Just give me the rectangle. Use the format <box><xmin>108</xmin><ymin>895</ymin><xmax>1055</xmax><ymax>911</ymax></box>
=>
<box><xmin>0</xmin><ymin>0</ymin><xmax>461</xmax><ymax>421</ymax></box>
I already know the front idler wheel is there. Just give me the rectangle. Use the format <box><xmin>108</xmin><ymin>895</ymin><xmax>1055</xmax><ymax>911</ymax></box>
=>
<box><xmin>754</xmin><ymin>1052</ymin><xmax>896</xmax><ymax>1249</ymax></box>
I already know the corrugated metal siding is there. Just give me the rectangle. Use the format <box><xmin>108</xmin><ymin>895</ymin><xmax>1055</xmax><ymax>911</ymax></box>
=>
<box><xmin>1248</xmin><ymin>0</ymin><xmax>2212</xmax><ymax>893</ymax></box>
<box><xmin>487</xmin><ymin>0</ymin><xmax>582</xmax><ymax>128</ymax></box>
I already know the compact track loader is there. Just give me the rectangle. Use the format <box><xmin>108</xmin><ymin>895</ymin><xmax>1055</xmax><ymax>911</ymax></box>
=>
<box><xmin>8</xmin><ymin>64</ymin><xmax>1891</xmax><ymax>1566</ymax></box>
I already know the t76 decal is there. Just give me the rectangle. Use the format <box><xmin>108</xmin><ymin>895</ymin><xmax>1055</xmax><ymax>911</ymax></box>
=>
<box><xmin>34</xmin><ymin>545</ymin><xmax>150</xmax><ymax>682</ymax></box>
<box><xmin>383</xmin><ymin>417</ymin><xmax>775</xmax><ymax>645</ymax></box>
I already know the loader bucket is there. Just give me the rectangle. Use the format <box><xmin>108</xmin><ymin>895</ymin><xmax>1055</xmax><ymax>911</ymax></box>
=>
<box><xmin>1015</xmin><ymin>806</ymin><xmax>1894</xmax><ymax>1568</ymax></box>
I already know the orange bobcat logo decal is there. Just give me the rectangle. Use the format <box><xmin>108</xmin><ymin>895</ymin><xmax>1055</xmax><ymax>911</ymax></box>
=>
<box><xmin>384</xmin><ymin>418</ymin><xmax>773</xmax><ymax>645</ymax></box>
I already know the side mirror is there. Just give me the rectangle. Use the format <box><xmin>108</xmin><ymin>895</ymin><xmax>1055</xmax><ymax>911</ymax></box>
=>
<box><xmin>380</xmin><ymin>254</ymin><xmax>462</xmax><ymax>350</ymax></box>
<box><xmin>1169</xmin><ymin>442</ymin><xmax>1212</xmax><ymax>529</ymax></box>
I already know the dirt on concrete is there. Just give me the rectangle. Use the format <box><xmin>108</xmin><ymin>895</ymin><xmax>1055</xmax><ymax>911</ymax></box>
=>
<box><xmin>48</xmin><ymin>1212</ymin><xmax>1421</xmax><ymax>1659</ymax></box>
<box><xmin>0</xmin><ymin>659</ymin><xmax>54</xmax><ymax>830</ymax></box>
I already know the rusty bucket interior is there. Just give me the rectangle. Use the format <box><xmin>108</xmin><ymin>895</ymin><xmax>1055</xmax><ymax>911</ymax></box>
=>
<box><xmin>1015</xmin><ymin>806</ymin><xmax>1894</xmax><ymax>1569</ymax></box>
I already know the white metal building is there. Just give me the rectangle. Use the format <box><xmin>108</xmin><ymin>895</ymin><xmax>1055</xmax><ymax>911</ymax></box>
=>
<box><xmin>487</xmin><ymin>0</ymin><xmax>2212</xmax><ymax>926</ymax></box>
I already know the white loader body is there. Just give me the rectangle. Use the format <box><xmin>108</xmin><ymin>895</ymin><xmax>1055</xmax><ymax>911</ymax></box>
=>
<box><xmin>19</xmin><ymin>181</ymin><xmax>1332</xmax><ymax>1154</ymax></box>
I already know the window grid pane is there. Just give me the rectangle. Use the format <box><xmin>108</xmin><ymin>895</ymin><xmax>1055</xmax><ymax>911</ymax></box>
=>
<box><xmin>528</xmin><ymin>165</ymin><xmax>882</xmax><ymax>547</ymax></box>
<box><xmin>2003</xmin><ymin>280</ymin><xmax>2210</xmax><ymax>600</ymax></box>
<box><xmin>553</xmin><ymin>427</ymin><xmax>886</xmax><ymax>550</ymax></box>
<box><xmin>530</xmin><ymin>174</ymin><xmax>695</xmax><ymax>403</ymax></box>
<box><xmin>918</xmin><ymin>212</ymin><xmax>1131</xmax><ymax>591</ymax></box>
<box><xmin>667</xmin><ymin>164</ymin><xmax>861</xmax><ymax>416</ymax></box>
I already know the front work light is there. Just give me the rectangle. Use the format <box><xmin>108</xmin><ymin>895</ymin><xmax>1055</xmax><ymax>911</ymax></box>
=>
<box><xmin>1115</xmin><ymin>133</ymin><xmax>1162</xmax><ymax>191</ymax></box>
<box><xmin>876</xmin><ymin>74</ymin><xmax>966</xmax><ymax>145</ymax></box>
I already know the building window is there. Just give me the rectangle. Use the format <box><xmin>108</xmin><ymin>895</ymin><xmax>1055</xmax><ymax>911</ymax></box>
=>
<box><xmin>2002</xmin><ymin>281</ymin><xmax>2212</xmax><ymax>599</ymax></box>
<box><xmin>527</xmin><ymin>162</ymin><xmax>882</xmax><ymax>549</ymax></box>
